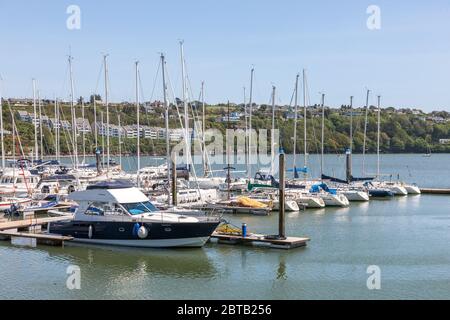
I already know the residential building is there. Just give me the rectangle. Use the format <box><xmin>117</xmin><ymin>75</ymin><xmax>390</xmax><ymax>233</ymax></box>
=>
<box><xmin>76</xmin><ymin>118</ymin><xmax>92</xmax><ymax>134</ymax></box>
<box><xmin>17</xmin><ymin>110</ymin><xmax>31</xmax><ymax>122</ymax></box>
<box><xmin>60</xmin><ymin>120</ymin><xmax>72</xmax><ymax>131</ymax></box>
<box><xmin>109</xmin><ymin>124</ymin><xmax>123</xmax><ymax>138</ymax></box>
<box><xmin>49</xmin><ymin>118</ymin><xmax>61</xmax><ymax>130</ymax></box>
<box><xmin>123</xmin><ymin>125</ymin><xmax>139</xmax><ymax>138</ymax></box>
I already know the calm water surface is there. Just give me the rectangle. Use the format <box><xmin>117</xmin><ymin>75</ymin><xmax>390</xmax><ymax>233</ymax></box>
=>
<box><xmin>0</xmin><ymin>154</ymin><xmax>449</xmax><ymax>299</ymax></box>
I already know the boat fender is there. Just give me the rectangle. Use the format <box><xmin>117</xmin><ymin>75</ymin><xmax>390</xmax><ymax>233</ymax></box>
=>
<box><xmin>132</xmin><ymin>223</ymin><xmax>140</xmax><ymax>237</ymax></box>
<box><xmin>88</xmin><ymin>225</ymin><xmax>94</xmax><ymax>239</ymax></box>
<box><xmin>138</xmin><ymin>226</ymin><xmax>148</xmax><ymax>239</ymax></box>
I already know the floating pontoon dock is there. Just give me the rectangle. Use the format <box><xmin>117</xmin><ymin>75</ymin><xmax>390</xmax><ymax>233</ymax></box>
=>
<box><xmin>0</xmin><ymin>216</ymin><xmax>74</xmax><ymax>247</ymax></box>
<box><xmin>0</xmin><ymin>216</ymin><xmax>73</xmax><ymax>232</ymax></box>
<box><xmin>420</xmin><ymin>188</ymin><xmax>450</xmax><ymax>195</ymax></box>
<box><xmin>0</xmin><ymin>230</ymin><xmax>73</xmax><ymax>246</ymax></box>
<box><xmin>211</xmin><ymin>232</ymin><xmax>310</xmax><ymax>250</ymax></box>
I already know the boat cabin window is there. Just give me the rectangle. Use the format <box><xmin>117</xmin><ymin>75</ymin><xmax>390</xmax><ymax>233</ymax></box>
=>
<box><xmin>85</xmin><ymin>202</ymin><xmax>106</xmax><ymax>216</ymax></box>
<box><xmin>2</xmin><ymin>177</ymin><xmax>14</xmax><ymax>184</ymax></box>
<box><xmin>122</xmin><ymin>202</ymin><xmax>159</xmax><ymax>215</ymax></box>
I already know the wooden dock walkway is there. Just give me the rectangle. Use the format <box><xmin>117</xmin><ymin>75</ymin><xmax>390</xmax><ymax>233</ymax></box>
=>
<box><xmin>420</xmin><ymin>188</ymin><xmax>450</xmax><ymax>195</ymax></box>
<box><xmin>0</xmin><ymin>230</ymin><xmax>73</xmax><ymax>246</ymax></box>
<box><xmin>0</xmin><ymin>216</ymin><xmax>74</xmax><ymax>247</ymax></box>
<box><xmin>0</xmin><ymin>216</ymin><xmax>73</xmax><ymax>231</ymax></box>
<box><xmin>211</xmin><ymin>232</ymin><xmax>310</xmax><ymax>249</ymax></box>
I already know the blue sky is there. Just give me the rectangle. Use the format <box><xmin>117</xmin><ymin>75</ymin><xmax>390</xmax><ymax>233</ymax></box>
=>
<box><xmin>1</xmin><ymin>0</ymin><xmax>450</xmax><ymax>111</ymax></box>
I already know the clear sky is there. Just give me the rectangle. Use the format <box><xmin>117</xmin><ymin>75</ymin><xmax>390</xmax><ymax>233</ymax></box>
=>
<box><xmin>1</xmin><ymin>0</ymin><xmax>450</xmax><ymax>111</ymax></box>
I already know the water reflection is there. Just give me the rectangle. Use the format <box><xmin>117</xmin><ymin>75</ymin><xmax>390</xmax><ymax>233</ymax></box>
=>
<box><xmin>47</xmin><ymin>244</ymin><xmax>217</xmax><ymax>279</ymax></box>
<box><xmin>276</xmin><ymin>256</ymin><xmax>287</xmax><ymax>281</ymax></box>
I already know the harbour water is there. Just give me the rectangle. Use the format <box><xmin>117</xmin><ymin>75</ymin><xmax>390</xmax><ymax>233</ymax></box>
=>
<box><xmin>1</xmin><ymin>154</ymin><xmax>449</xmax><ymax>300</ymax></box>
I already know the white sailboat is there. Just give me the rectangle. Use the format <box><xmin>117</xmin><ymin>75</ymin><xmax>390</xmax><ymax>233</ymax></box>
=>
<box><xmin>317</xmin><ymin>93</ymin><xmax>350</xmax><ymax>207</ymax></box>
<box><xmin>286</xmin><ymin>71</ymin><xmax>325</xmax><ymax>208</ymax></box>
<box><xmin>371</xmin><ymin>95</ymin><xmax>409</xmax><ymax>196</ymax></box>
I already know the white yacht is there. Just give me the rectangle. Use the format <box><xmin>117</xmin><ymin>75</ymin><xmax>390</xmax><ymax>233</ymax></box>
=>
<box><xmin>0</xmin><ymin>168</ymin><xmax>40</xmax><ymax>195</ymax></box>
<box><xmin>49</xmin><ymin>181</ymin><xmax>221</xmax><ymax>248</ymax></box>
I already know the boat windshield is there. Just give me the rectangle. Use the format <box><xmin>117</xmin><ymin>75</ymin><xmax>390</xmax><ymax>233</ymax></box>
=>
<box><xmin>121</xmin><ymin>202</ymin><xmax>159</xmax><ymax>215</ymax></box>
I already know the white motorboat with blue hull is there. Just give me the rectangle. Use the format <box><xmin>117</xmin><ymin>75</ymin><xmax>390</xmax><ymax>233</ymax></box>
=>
<box><xmin>49</xmin><ymin>181</ymin><xmax>220</xmax><ymax>248</ymax></box>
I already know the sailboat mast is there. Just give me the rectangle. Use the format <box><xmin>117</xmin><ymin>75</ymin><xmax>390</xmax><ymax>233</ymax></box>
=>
<box><xmin>248</xmin><ymin>68</ymin><xmax>254</xmax><ymax>180</ymax></box>
<box><xmin>377</xmin><ymin>95</ymin><xmax>381</xmax><ymax>178</ymax></box>
<box><xmin>292</xmin><ymin>74</ymin><xmax>299</xmax><ymax>173</ymax></box>
<box><xmin>69</xmin><ymin>55</ymin><xmax>78</xmax><ymax>169</ymax></box>
<box><xmin>11</xmin><ymin>103</ymin><xmax>16</xmax><ymax>183</ymax></box>
<box><xmin>54</xmin><ymin>97</ymin><xmax>59</xmax><ymax>161</ymax></box>
<box><xmin>0</xmin><ymin>81</ymin><xmax>5</xmax><ymax>170</ymax></box>
<box><xmin>118</xmin><ymin>114</ymin><xmax>122</xmax><ymax>169</ymax></box>
<box><xmin>32</xmin><ymin>79</ymin><xmax>38</xmax><ymax>161</ymax></box>
<box><xmin>271</xmin><ymin>86</ymin><xmax>276</xmax><ymax>175</ymax></box>
<box><xmin>38</xmin><ymin>91</ymin><xmax>43</xmax><ymax>160</ymax></box>
<box><xmin>104</xmin><ymin>54</ymin><xmax>110</xmax><ymax>175</ymax></box>
<box><xmin>161</xmin><ymin>53</ymin><xmax>171</xmax><ymax>205</ymax></box>
<box><xmin>93</xmin><ymin>95</ymin><xmax>98</xmax><ymax>149</ymax></box>
<box><xmin>201</xmin><ymin>81</ymin><xmax>208</xmax><ymax>177</ymax></box>
<box><xmin>135</xmin><ymin>61</ymin><xmax>141</xmax><ymax>186</ymax></box>
<box><xmin>349</xmin><ymin>96</ymin><xmax>354</xmax><ymax>152</ymax></box>
<box><xmin>347</xmin><ymin>96</ymin><xmax>354</xmax><ymax>183</ymax></box>
<box><xmin>362</xmin><ymin>89</ymin><xmax>370</xmax><ymax>175</ymax></box>
<box><xmin>227</xmin><ymin>101</ymin><xmax>231</xmax><ymax>200</ymax></box>
<box><xmin>82</xmin><ymin>98</ymin><xmax>86</xmax><ymax>164</ymax></box>
<box><xmin>101</xmin><ymin>111</ymin><xmax>105</xmax><ymax>166</ymax></box>
<box><xmin>243</xmin><ymin>86</ymin><xmax>248</xmax><ymax>176</ymax></box>
<box><xmin>320</xmin><ymin>93</ymin><xmax>325</xmax><ymax>179</ymax></box>
<box><xmin>180</xmin><ymin>41</ymin><xmax>189</xmax><ymax>166</ymax></box>
<box><xmin>302</xmin><ymin>69</ymin><xmax>307</xmax><ymax>178</ymax></box>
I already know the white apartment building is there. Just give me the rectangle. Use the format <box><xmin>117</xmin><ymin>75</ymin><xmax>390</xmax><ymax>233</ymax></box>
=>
<box><xmin>76</xmin><ymin>118</ymin><xmax>92</xmax><ymax>134</ymax></box>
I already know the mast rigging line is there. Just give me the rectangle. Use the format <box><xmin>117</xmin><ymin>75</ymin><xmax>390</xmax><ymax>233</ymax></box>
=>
<box><xmin>165</xmin><ymin>59</ymin><xmax>203</xmax><ymax>199</ymax></box>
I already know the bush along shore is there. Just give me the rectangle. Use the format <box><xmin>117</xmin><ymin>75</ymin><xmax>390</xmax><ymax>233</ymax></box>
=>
<box><xmin>2</xmin><ymin>101</ymin><xmax>449</xmax><ymax>157</ymax></box>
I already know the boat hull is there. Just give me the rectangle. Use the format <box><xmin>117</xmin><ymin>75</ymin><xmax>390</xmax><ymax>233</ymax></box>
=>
<box><xmin>341</xmin><ymin>191</ymin><xmax>370</xmax><ymax>202</ymax></box>
<box><xmin>257</xmin><ymin>199</ymin><xmax>299</xmax><ymax>211</ymax></box>
<box><xmin>49</xmin><ymin>220</ymin><xmax>220</xmax><ymax>248</ymax></box>
<box><xmin>389</xmin><ymin>186</ymin><xmax>408</xmax><ymax>196</ymax></box>
<box><xmin>295</xmin><ymin>196</ymin><xmax>325</xmax><ymax>208</ymax></box>
<box><xmin>272</xmin><ymin>200</ymin><xmax>300</xmax><ymax>212</ymax></box>
<box><xmin>320</xmin><ymin>194</ymin><xmax>350</xmax><ymax>207</ymax></box>
<box><xmin>404</xmin><ymin>185</ymin><xmax>421</xmax><ymax>195</ymax></box>
<box><xmin>369</xmin><ymin>189</ymin><xmax>394</xmax><ymax>198</ymax></box>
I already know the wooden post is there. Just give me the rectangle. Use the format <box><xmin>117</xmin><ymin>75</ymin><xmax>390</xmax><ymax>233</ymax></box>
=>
<box><xmin>279</xmin><ymin>153</ymin><xmax>286</xmax><ymax>239</ymax></box>
<box><xmin>172</xmin><ymin>155</ymin><xmax>177</xmax><ymax>206</ymax></box>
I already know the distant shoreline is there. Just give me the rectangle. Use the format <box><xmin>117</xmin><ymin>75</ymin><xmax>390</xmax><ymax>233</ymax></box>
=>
<box><xmin>4</xmin><ymin>152</ymin><xmax>449</xmax><ymax>160</ymax></box>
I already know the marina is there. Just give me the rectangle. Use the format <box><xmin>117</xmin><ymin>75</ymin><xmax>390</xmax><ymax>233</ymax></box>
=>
<box><xmin>0</xmin><ymin>1</ymin><xmax>449</xmax><ymax>302</ymax></box>
<box><xmin>1</xmin><ymin>178</ymin><xmax>449</xmax><ymax>299</ymax></box>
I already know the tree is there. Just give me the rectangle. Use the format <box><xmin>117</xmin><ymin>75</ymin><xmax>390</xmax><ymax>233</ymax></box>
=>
<box><xmin>90</xmin><ymin>94</ymin><xmax>102</xmax><ymax>104</ymax></box>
